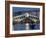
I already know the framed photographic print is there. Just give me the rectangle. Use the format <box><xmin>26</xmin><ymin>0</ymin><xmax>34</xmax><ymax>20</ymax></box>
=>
<box><xmin>5</xmin><ymin>1</ymin><xmax>45</xmax><ymax>37</ymax></box>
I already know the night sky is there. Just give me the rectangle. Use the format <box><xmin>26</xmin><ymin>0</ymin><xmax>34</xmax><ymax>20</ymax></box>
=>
<box><xmin>13</xmin><ymin>7</ymin><xmax>40</xmax><ymax>13</ymax></box>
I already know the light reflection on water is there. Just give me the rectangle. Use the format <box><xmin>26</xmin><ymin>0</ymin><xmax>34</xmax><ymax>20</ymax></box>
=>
<box><xmin>13</xmin><ymin>23</ymin><xmax>40</xmax><ymax>31</ymax></box>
